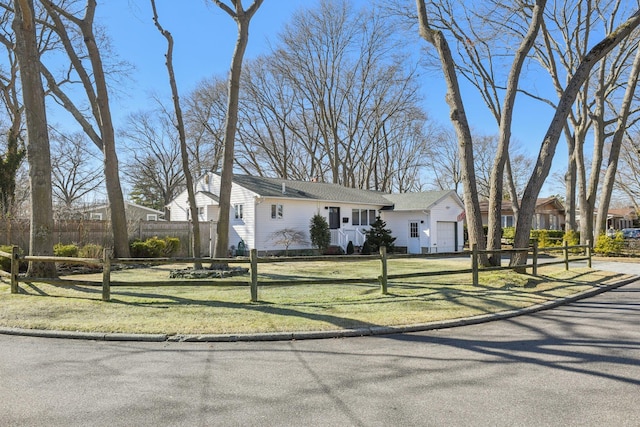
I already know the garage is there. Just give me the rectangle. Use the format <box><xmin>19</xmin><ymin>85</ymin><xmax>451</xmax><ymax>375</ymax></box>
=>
<box><xmin>436</xmin><ymin>221</ymin><xmax>457</xmax><ymax>252</ymax></box>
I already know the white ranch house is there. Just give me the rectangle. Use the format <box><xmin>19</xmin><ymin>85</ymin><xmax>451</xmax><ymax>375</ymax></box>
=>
<box><xmin>167</xmin><ymin>172</ymin><xmax>465</xmax><ymax>255</ymax></box>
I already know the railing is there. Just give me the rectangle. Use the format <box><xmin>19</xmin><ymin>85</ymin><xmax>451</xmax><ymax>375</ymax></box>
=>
<box><xmin>0</xmin><ymin>241</ymin><xmax>592</xmax><ymax>303</ymax></box>
<box><xmin>330</xmin><ymin>228</ymin><xmax>367</xmax><ymax>250</ymax></box>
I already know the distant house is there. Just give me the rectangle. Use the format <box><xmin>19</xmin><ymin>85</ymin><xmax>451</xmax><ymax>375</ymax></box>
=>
<box><xmin>479</xmin><ymin>197</ymin><xmax>566</xmax><ymax>230</ymax></box>
<box><xmin>605</xmin><ymin>206</ymin><xmax>638</xmax><ymax>230</ymax></box>
<box><xmin>82</xmin><ymin>201</ymin><xmax>165</xmax><ymax>222</ymax></box>
<box><xmin>166</xmin><ymin>172</ymin><xmax>466</xmax><ymax>254</ymax></box>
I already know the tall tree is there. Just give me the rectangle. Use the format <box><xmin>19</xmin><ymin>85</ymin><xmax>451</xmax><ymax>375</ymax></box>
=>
<box><xmin>0</xmin><ymin>5</ymin><xmax>26</xmax><ymax>218</ymax></box>
<box><xmin>150</xmin><ymin>0</ymin><xmax>202</xmax><ymax>267</ymax></box>
<box><xmin>512</xmin><ymin>8</ymin><xmax>640</xmax><ymax>264</ymax></box>
<box><xmin>12</xmin><ymin>0</ymin><xmax>56</xmax><ymax>277</ymax></box>
<box><xmin>594</xmin><ymin>43</ymin><xmax>640</xmax><ymax>237</ymax></box>
<box><xmin>212</xmin><ymin>0</ymin><xmax>263</xmax><ymax>258</ymax></box>
<box><xmin>120</xmin><ymin>110</ymin><xmax>184</xmax><ymax>213</ymax></box>
<box><xmin>415</xmin><ymin>0</ymin><xmax>486</xmax><ymax>262</ymax></box>
<box><xmin>50</xmin><ymin>130</ymin><xmax>103</xmax><ymax>215</ymax></box>
<box><xmin>40</xmin><ymin>0</ymin><xmax>130</xmax><ymax>257</ymax></box>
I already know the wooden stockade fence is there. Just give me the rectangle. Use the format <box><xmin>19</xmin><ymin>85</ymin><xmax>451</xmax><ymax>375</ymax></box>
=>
<box><xmin>0</xmin><ymin>219</ymin><xmax>215</xmax><ymax>257</ymax></box>
<box><xmin>1</xmin><ymin>242</ymin><xmax>592</xmax><ymax>303</ymax></box>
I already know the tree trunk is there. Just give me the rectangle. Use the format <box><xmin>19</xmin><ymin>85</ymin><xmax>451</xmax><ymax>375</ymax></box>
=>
<box><xmin>12</xmin><ymin>0</ymin><xmax>56</xmax><ymax>277</ymax></box>
<box><xmin>151</xmin><ymin>0</ymin><xmax>202</xmax><ymax>268</ymax></box>
<box><xmin>595</xmin><ymin>42</ymin><xmax>640</xmax><ymax>237</ymax></box>
<box><xmin>511</xmin><ymin>8</ymin><xmax>640</xmax><ymax>265</ymax></box>
<box><xmin>487</xmin><ymin>0</ymin><xmax>546</xmax><ymax>266</ymax></box>
<box><xmin>213</xmin><ymin>0</ymin><xmax>263</xmax><ymax>258</ymax></box>
<box><xmin>416</xmin><ymin>0</ymin><xmax>486</xmax><ymax>262</ymax></box>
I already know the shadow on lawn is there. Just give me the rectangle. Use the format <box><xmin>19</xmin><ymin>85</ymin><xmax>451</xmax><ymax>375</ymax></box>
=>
<box><xmin>10</xmin><ymin>268</ymin><xmax>630</xmax><ymax>333</ymax></box>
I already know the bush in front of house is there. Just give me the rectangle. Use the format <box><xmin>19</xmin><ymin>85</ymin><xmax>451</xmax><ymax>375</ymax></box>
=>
<box><xmin>54</xmin><ymin>243</ymin><xmax>79</xmax><ymax>258</ymax></box>
<box><xmin>366</xmin><ymin>216</ymin><xmax>396</xmax><ymax>253</ymax></box>
<box><xmin>309</xmin><ymin>213</ymin><xmax>331</xmax><ymax>254</ymax></box>
<box><xmin>594</xmin><ymin>232</ymin><xmax>624</xmax><ymax>256</ymax></box>
<box><xmin>361</xmin><ymin>240</ymin><xmax>372</xmax><ymax>255</ymax></box>
<box><xmin>130</xmin><ymin>236</ymin><xmax>180</xmax><ymax>258</ymax></box>
<box><xmin>346</xmin><ymin>240</ymin><xmax>354</xmax><ymax>255</ymax></box>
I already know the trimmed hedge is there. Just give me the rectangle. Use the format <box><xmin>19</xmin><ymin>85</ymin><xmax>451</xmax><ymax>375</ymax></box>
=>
<box><xmin>129</xmin><ymin>236</ymin><xmax>180</xmax><ymax>258</ymax></box>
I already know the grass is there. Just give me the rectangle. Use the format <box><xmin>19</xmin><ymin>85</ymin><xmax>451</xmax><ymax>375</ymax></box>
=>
<box><xmin>0</xmin><ymin>258</ymin><xmax>631</xmax><ymax>336</ymax></box>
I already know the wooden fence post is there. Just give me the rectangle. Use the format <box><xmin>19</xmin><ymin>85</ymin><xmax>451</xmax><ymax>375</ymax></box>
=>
<box><xmin>471</xmin><ymin>243</ymin><xmax>478</xmax><ymax>286</ymax></box>
<box><xmin>564</xmin><ymin>239</ymin><xmax>569</xmax><ymax>271</ymax></box>
<box><xmin>102</xmin><ymin>248</ymin><xmax>111</xmax><ymax>302</ymax></box>
<box><xmin>250</xmin><ymin>249</ymin><xmax>258</xmax><ymax>302</ymax></box>
<box><xmin>379</xmin><ymin>246</ymin><xmax>388</xmax><ymax>294</ymax></box>
<box><xmin>11</xmin><ymin>245</ymin><xmax>19</xmax><ymax>294</ymax></box>
<box><xmin>532</xmin><ymin>240</ymin><xmax>538</xmax><ymax>276</ymax></box>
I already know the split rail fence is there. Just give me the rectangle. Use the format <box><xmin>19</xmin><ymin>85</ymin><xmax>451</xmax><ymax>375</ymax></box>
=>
<box><xmin>0</xmin><ymin>241</ymin><xmax>591</xmax><ymax>302</ymax></box>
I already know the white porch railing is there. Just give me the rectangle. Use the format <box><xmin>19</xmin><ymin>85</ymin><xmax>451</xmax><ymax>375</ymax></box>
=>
<box><xmin>330</xmin><ymin>228</ymin><xmax>367</xmax><ymax>250</ymax></box>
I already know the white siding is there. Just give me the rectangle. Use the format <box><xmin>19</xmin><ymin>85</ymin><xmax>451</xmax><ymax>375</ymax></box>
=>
<box><xmin>382</xmin><ymin>211</ymin><xmax>431</xmax><ymax>252</ymax></box>
<box><xmin>254</xmin><ymin>201</ymin><xmax>383</xmax><ymax>252</ymax></box>
<box><xmin>428</xmin><ymin>194</ymin><xmax>465</xmax><ymax>252</ymax></box>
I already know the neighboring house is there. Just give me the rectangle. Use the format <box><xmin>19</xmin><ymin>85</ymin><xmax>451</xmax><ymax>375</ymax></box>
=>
<box><xmin>166</xmin><ymin>172</ymin><xmax>465</xmax><ymax>254</ymax></box>
<box><xmin>479</xmin><ymin>197</ymin><xmax>566</xmax><ymax>230</ymax></box>
<box><xmin>82</xmin><ymin>201</ymin><xmax>165</xmax><ymax>222</ymax></box>
<box><xmin>605</xmin><ymin>206</ymin><xmax>638</xmax><ymax>230</ymax></box>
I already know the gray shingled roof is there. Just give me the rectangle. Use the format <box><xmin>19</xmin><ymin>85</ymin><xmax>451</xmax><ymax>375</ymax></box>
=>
<box><xmin>383</xmin><ymin>190</ymin><xmax>457</xmax><ymax>211</ymax></box>
<box><xmin>233</xmin><ymin>175</ymin><xmax>394</xmax><ymax>206</ymax></box>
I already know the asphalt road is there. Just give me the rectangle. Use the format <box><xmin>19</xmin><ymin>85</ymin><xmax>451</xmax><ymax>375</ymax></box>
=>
<box><xmin>1</xmin><ymin>261</ymin><xmax>639</xmax><ymax>426</ymax></box>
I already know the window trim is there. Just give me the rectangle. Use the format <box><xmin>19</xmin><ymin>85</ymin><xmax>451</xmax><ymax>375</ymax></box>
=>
<box><xmin>234</xmin><ymin>204</ymin><xmax>244</xmax><ymax>220</ymax></box>
<box><xmin>271</xmin><ymin>203</ymin><xmax>284</xmax><ymax>220</ymax></box>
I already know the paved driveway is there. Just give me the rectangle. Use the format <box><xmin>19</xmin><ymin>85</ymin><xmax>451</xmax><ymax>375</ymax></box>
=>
<box><xmin>1</xmin><ymin>262</ymin><xmax>639</xmax><ymax>426</ymax></box>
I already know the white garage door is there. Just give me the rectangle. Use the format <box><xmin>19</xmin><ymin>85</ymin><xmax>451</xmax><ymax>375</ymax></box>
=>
<box><xmin>436</xmin><ymin>221</ymin><xmax>456</xmax><ymax>252</ymax></box>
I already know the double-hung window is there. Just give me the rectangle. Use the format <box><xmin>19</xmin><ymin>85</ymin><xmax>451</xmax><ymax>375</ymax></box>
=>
<box><xmin>234</xmin><ymin>204</ymin><xmax>244</xmax><ymax>220</ymax></box>
<box><xmin>271</xmin><ymin>204</ymin><xmax>283</xmax><ymax>219</ymax></box>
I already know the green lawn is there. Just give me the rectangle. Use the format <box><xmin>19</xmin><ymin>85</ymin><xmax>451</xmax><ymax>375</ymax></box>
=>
<box><xmin>0</xmin><ymin>258</ymin><xmax>629</xmax><ymax>336</ymax></box>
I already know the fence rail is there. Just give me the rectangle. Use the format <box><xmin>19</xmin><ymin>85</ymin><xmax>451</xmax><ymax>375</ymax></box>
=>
<box><xmin>1</xmin><ymin>242</ymin><xmax>592</xmax><ymax>302</ymax></box>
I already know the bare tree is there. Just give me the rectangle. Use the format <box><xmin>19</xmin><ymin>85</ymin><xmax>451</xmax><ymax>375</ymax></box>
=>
<box><xmin>39</xmin><ymin>0</ymin><xmax>130</xmax><ymax>257</ymax></box>
<box><xmin>50</xmin><ymin>130</ymin><xmax>103</xmax><ymax>215</ymax></box>
<box><xmin>415</xmin><ymin>0</ymin><xmax>486</xmax><ymax>261</ymax></box>
<box><xmin>183</xmin><ymin>76</ymin><xmax>226</xmax><ymax>176</ymax></box>
<box><xmin>615</xmin><ymin>132</ymin><xmax>640</xmax><ymax>212</ymax></box>
<box><xmin>263</xmin><ymin>0</ymin><xmax>428</xmax><ymax>190</ymax></box>
<box><xmin>211</xmin><ymin>0</ymin><xmax>263</xmax><ymax>258</ymax></box>
<box><xmin>595</xmin><ymin>44</ymin><xmax>640</xmax><ymax>236</ymax></box>
<box><xmin>0</xmin><ymin>9</ymin><xmax>26</xmax><ymax>218</ymax></box>
<box><xmin>512</xmin><ymin>8</ymin><xmax>640</xmax><ymax>264</ymax></box>
<box><xmin>12</xmin><ymin>0</ymin><xmax>56</xmax><ymax>276</ymax></box>
<box><xmin>119</xmin><ymin>110</ymin><xmax>184</xmax><ymax>213</ymax></box>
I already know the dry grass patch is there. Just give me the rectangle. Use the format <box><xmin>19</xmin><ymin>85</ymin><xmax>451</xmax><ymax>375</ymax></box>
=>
<box><xmin>0</xmin><ymin>259</ymin><xmax>630</xmax><ymax>336</ymax></box>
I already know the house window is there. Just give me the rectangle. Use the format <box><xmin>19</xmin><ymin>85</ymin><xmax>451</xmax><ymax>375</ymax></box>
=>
<box><xmin>90</xmin><ymin>213</ymin><xmax>103</xmax><ymax>220</ymax></box>
<box><xmin>410</xmin><ymin>222</ymin><xmax>419</xmax><ymax>238</ymax></box>
<box><xmin>501</xmin><ymin>215</ymin><xmax>514</xmax><ymax>227</ymax></box>
<box><xmin>352</xmin><ymin>209</ymin><xmax>377</xmax><ymax>226</ymax></box>
<box><xmin>198</xmin><ymin>207</ymin><xmax>204</xmax><ymax>216</ymax></box>
<box><xmin>271</xmin><ymin>204</ymin><xmax>283</xmax><ymax>219</ymax></box>
<box><xmin>234</xmin><ymin>204</ymin><xmax>244</xmax><ymax>220</ymax></box>
<box><xmin>146</xmin><ymin>214</ymin><xmax>158</xmax><ymax>221</ymax></box>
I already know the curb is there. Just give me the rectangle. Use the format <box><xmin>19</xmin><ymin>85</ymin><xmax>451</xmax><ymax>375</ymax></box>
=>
<box><xmin>1</xmin><ymin>276</ymin><xmax>637</xmax><ymax>343</ymax></box>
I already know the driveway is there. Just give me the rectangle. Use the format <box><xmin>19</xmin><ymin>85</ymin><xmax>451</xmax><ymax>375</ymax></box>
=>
<box><xmin>1</xmin><ymin>261</ymin><xmax>639</xmax><ymax>426</ymax></box>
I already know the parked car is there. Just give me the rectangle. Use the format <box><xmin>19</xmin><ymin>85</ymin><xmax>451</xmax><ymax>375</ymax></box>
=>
<box><xmin>621</xmin><ymin>228</ymin><xmax>640</xmax><ymax>238</ymax></box>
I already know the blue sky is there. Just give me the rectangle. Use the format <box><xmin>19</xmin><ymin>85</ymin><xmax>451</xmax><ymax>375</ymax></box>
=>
<box><xmin>83</xmin><ymin>0</ymin><xmax>564</xmax><ymax>196</ymax></box>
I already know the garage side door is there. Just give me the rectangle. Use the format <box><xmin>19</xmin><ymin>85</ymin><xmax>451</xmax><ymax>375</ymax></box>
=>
<box><xmin>436</xmin><ymin>221</ymin><xmax>456</xmax><ymax>252</ymax></box>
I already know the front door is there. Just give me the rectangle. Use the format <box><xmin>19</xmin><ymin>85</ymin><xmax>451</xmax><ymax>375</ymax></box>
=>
<box><xmin>408</xmin><ymin>221</ymin><xmax>421</xmax><ymax>254</ymax></box>
<box><xmin>329</xmin><ymin>207</ymin><xmax>340</xmax><ymax>229</ymax></box>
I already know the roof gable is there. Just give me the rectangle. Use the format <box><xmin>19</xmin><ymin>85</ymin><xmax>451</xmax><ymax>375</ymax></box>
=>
<box><xmin>382</xmin><ymin>190</ymin><xmax>461</xmax><ymax>211</ymax></box>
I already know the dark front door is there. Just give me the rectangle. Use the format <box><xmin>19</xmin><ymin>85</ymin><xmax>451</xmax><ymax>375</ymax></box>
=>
<box><xmin>329</xmin><ymin>207</ymin><xmax>340</xmax><ymax>229</ymax></box>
